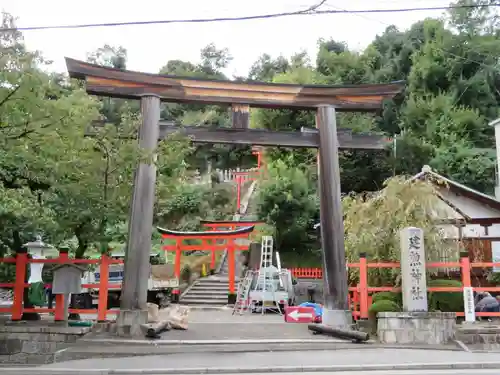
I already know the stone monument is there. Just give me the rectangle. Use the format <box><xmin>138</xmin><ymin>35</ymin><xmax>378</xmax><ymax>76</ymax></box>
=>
<box><xmin>377</xmin><ymin>227</ymin><xmax>456</xmax><ymax>344</ymax></box>
<box><xmin>400</xmin><ymin>227</ymin><xmax>428</xmax><ymax>312</ymax></box>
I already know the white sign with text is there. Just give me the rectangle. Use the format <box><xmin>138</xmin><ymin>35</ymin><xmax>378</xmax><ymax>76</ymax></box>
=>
<box><xmin>463</xmin><ymin>287</ymin><xmax>476</xmax><ymax>322</ymax></box>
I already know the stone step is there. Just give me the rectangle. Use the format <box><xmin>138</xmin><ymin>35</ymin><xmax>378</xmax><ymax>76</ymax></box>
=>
<box><xmin>196</xmin><ymin>277</ymin><xmax>231</xmax><ymax>283</ymax></box>
<box><xmin>183</xmin><ymin>292</ymin><xmax>228</xmax><ymax>299</ymax></box>
<box><xmin>179</xmin><ymin>298</ymin><xmax>228</xmax><ymax>305</ymax></box>
<box><xmin>194</xmin><ymin>282</ymin><xmax>230</xmax><ymax>288</ymax></box>
<box><xmin>197</xmin><ymin>277</ymin><xmax>239</xmax><ymax>283</ymax></box>
<box><xmin>188</xmin><ymin>285</ymin><xmax>229</xmax><ymax>293</ymax></box>
<box><xmin>187</xmin><ymin>286</ymin><xmax>229</xmax><ymax>293</ymax></box>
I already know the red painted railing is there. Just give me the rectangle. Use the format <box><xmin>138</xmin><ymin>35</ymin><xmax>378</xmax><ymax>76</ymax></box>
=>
<box><xmin>291</xmin><ymin>256</ymin><xmax>500</xmax><ymax>319</ymax></box>
<box><xmin>0</xmin><ymin>251</ymin><xmax>121</xmax><ymax>321</ymax></box>
<box><xmin>290</xmin><ymin>268</ymin><xmax>323</xmax><ymax>279</ymax></box>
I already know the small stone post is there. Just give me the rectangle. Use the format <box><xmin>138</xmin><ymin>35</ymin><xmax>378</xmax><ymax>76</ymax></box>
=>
<box><xmin>400</xmin><ymin>227</ymin><xmax>428</xmax><ymax>312</ymax></box>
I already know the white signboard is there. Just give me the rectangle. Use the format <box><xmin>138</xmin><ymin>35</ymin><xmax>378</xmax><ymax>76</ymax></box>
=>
<box><xmin>492</xmin><ymin>241</ymin><xmax>500</xmax><ymax>273</ymax></box>
<box><xmin>463</xmin><ymin>287</ymin><xmax>476</xmax><ymax>322</ymax></box>
<box><xmin>150</xmin><ymin>278</ymin><xmax>179</xmax><ymax>289</ymax></box>
<box><xmin>400</xmin><ymin>227</ymin><xmax>428</xmax><ymax>312</ymax></box>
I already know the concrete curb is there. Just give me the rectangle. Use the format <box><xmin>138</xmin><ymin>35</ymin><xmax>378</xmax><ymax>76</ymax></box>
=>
<box><xmin>75</xmin><ymin>338</ymin><xmax>462</xmax><ymax>351</ymax></box>
<box><xmin>78</xmin><ymin>338</ymin><xmax>346</xmax><ymax>345</ymax></box>
<box><xmin>184</xmin><ymin>305</ymin><xmax>231</xmax><ymax>311</ymax></box>
<box><xmin>7</xmin><ymin>362</ymin><xmax>500</xmax><ymax>374</ymax></box>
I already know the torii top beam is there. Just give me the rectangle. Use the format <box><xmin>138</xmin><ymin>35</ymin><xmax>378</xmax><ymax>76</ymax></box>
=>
<box><xmin>157</xmin><ymin>225</ymin><xmax>255</xmax><ymax>239</ymax></box>
<box><xmin>65</xmin><ymin>58</ymin><xmax>404</xmax><ymax>111</ymax></box>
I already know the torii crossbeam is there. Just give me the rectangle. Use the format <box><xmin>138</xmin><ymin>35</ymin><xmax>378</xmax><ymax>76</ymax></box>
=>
<box><xmin>66</xmin><ymin>57</ymin><xmax>404</xmax><ymax>335</ymax></box>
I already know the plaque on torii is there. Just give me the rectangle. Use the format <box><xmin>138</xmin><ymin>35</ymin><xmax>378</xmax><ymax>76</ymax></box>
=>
<box><xmin>66</xmin><ymin>58</ymin><xmax>404</xmax><ymax>334</ymax></box>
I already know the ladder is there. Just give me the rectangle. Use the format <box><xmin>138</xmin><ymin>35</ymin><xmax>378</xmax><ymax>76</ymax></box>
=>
<box><xmin>255</xmin><ymin>236</ymin><xmax>282</xmax><ymax>315</ymax></box>
<box><xmin>232</xmin><ymin>270</ymin><xmax>255</xmax><ymax>315</ymax></box>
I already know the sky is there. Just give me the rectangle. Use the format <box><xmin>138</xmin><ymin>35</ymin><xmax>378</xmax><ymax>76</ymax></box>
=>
<box><xmin>1</xmin><ymin>0</ymin><xmax>454</xmax><ymax>78</ymax></box>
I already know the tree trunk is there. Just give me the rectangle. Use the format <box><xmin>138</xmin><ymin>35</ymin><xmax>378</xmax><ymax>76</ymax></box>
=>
<box><xmin>69</xmin><ymin>228</ymin><xmax>90</xmax><ymax>321</ymax></box>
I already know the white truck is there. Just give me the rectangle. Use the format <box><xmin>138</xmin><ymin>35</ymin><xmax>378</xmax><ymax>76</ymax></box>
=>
<box><xmin>248</xmin><ymin>265</ymin><xmax>295</xmax><ymax>313</ymax></box>
<box><xmin>78</xmin><ymin>251</ymin><xmax>177</xmax><ymax>308</ymax></box>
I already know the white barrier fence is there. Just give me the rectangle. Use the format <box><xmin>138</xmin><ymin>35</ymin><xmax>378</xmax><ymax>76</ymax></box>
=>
<box><xmin>193</xmin><ymin>168</ymin><xmax>259</xmax><ymax>185</ymax></box>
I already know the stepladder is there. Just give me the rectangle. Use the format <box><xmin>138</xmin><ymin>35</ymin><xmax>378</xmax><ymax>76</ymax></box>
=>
<box><xmin>232</xmin><ymin>270</ymin><xmax>256</xmax><ymax>315</ymax></box>
<box><xmin>253</xmin><ymin>236</ymin><xmax>283</xmax><ymax>315</ymax></box>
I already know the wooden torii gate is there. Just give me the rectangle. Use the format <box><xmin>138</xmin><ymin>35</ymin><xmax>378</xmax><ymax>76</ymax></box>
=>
<box><xmin>66</xmin><ymin>58</ymin><xmax>404</xmax><ymax>334</ymax></box>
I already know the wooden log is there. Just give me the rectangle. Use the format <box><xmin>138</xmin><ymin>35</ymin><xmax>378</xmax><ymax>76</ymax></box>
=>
<box><xmin>142</xmin><ymin>320</ymin><xmax>172</xmax><ymax>339</ymax></box>
<box><xmin>308</xmin><ymin>324</ymin><xmax>369</xmax><ymax>342</ymax></box>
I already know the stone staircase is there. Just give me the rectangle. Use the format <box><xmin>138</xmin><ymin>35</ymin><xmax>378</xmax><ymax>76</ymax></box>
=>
<box><xmin>179</xmin><ymin>277</ymin><xmax>231</xmax><ymax>306</ymax></box>
<box><xmin>179</xmin><ymin>254</ymin><xmax>244</xmax><ymax>306</ymax></box>
<box><xmin>179</xmin><ymin>181</ymin><xmax>257</xmax><ymax>307</ymax></box>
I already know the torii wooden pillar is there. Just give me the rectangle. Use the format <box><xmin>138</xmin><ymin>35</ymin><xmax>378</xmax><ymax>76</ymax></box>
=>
<box><xmin>66</xmin><ymin>57</ymin><xmax>404</xmax><ymax>334</ymax></box>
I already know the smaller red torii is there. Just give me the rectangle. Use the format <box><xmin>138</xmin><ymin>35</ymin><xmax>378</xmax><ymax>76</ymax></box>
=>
<box><xmin>157</xmin><ymin>225</ymin><xmax>255</xmax><ymax>303</ymax></box>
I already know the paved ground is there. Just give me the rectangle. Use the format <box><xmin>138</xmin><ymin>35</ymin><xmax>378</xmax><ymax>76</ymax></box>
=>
<box><xmin>88</xmin><ymin>309</ymin><xmax>334</xmax><ymax>341</ymax></box>
<box><xmin>41</xmin><ymin>349</ymin><xmax>500</xmax><ymax>369</ymax></box>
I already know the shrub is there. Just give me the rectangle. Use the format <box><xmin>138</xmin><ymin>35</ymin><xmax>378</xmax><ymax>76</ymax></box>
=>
<box><xmin>427</xmin><ymin>279</ymin><xmax>463</xmax><ymax>312</ymax></box>
<box><xmin>371</xmin><ymin>291</ymin><xmax>402</xmax><ymax>305</ymax></box>
<box><xmin>368</xmin><ymin>299</ymin><xmax>401</xmax><ymax>334</ymax></box>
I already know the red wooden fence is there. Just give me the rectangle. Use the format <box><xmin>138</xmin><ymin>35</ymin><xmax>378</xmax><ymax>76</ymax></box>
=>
<box><xmin>0</xmin><ymin>251</ymin><xmax>120</xmax><ymax>321</ymax></box>
<box><xmin>291</xmin><ymin>256</ymin><xmax>500</xmax><ymax>319</ymax></box>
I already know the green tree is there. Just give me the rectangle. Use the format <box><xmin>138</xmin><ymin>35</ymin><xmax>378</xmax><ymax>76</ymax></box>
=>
<box><xmin>255</xmin><ymin>159</ymin><xmax>319</xmax><ymax>256</ymax></box>
<box><xmin>0</xmin><ymin>12</ymin><xmax>98</xmax><ymax>254</ymax></box>
<box><xmin>343</xmin><ymin>177</ymin><xmax>456</xmax><ymax>286</ymax></box>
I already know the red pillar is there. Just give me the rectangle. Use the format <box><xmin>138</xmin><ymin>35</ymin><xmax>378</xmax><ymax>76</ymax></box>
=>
<box><xmin>11</xmin><ymin>250</ymin><xmax>28</xmax><ymax>321</ymax></box>
<box><xmin>172</xmin><ymin>239</ymin><xmax>182</xmax><ymax>303</ymax></box>
<box><xmin>236</xmin><ymin>175</ymin><xmax>242</xmax><ymax>213</ymax></box>
<box><xmin>227</xmin><ymin>238</ymin><xmax>236</xmax><ymax>304</ymax></box>
<box><xmin>210</xmin><ymin>239</ymin><xmax>216</xmax><ymax>271</ymax></box>
<box><xmin>97</xmin><ymin>254</ymin><xmax>110</xmax><ymax>322</ymax></box>
<box><xmin>358</xmin><ymin>253</ymin><xmax>369</xmax><ymax>319</ymax></box>
<box><xmin>460</xmin><ymin>251</ymin><xmax>471</xmax><ymax>288</ymax></box>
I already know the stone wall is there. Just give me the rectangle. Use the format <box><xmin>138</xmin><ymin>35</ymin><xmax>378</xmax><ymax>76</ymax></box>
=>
<box><xmin>0</xmin><ymin>324</ymin><xmax>90</xmax><ymax>365</ymax></box>
<box><xmin>377</xmin><ymin>312</ymin><xmax>456</xmax><ymax>345</ymax></box>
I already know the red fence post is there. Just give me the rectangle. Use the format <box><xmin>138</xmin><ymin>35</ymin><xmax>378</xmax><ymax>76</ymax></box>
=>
<box><xmin>358</xmin><ymin>253</ymin><xmax>369</xmax><ymax>319</ymax></box>
<box><xmin>228</xmin><ymin>239</ymin><xmax>236</xmax><ymax>297</ymax></box>
<box><xmin>172</xmin><ymin>239</ymin><xmax>182</xmax><ymax>303</ymax></box>
<box><xmin>236</xmin><ymin>175</ymin><xmax>242</xmax><ymax>213</ymax></box>
<box><xmin>210</xmin><ymin>239</ymin><xmax>216</xmax><ymax>271</ymax></box>
<box><xmin>11</xmin><ymin>248</ymin><xmax>28</xmax><ymax>321</ymax></box>
<box><xmin>460</xmin><ymin>251</ymin><xmax>471</xmax><ymax>288</ymax></box>
<box><xmin>97</xmin><ymin>254</ymin><xmax>110</xmax><ymax>322</ymax></box>
<box><xmin>54</xmin><ymin>250</ymin><xmax>69</xmax><ymax>321</ymax></box>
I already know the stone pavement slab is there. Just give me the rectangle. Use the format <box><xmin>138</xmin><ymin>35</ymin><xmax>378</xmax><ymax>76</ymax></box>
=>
<box><xmin>87</xmin><ymin>309</ymin><xmax>330</xmax><ymax>341</ymax></box>
<box><xmin>41</xmin><ymin>348</ymin><xmax>500</xmax><ymax>370</ymax></box>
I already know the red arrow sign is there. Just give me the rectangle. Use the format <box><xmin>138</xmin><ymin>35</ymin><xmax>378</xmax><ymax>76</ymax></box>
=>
<box><xmin>284</xmin><ymin>306</ymin><xmax>315</xmax><ymax>323</ymax></box>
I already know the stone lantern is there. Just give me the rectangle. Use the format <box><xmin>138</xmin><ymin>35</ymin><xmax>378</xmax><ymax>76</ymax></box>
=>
<box><xmin>23</xmin><ymin>235</ymin><xmax>53</xmax><ymax>284</ymax></box>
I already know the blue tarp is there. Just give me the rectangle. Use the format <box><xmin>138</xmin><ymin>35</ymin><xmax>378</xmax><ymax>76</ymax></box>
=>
<box><xmin>299</xmin><ymin>302</ymin><xmax>323</xmax><ymax>317</ymax></box>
